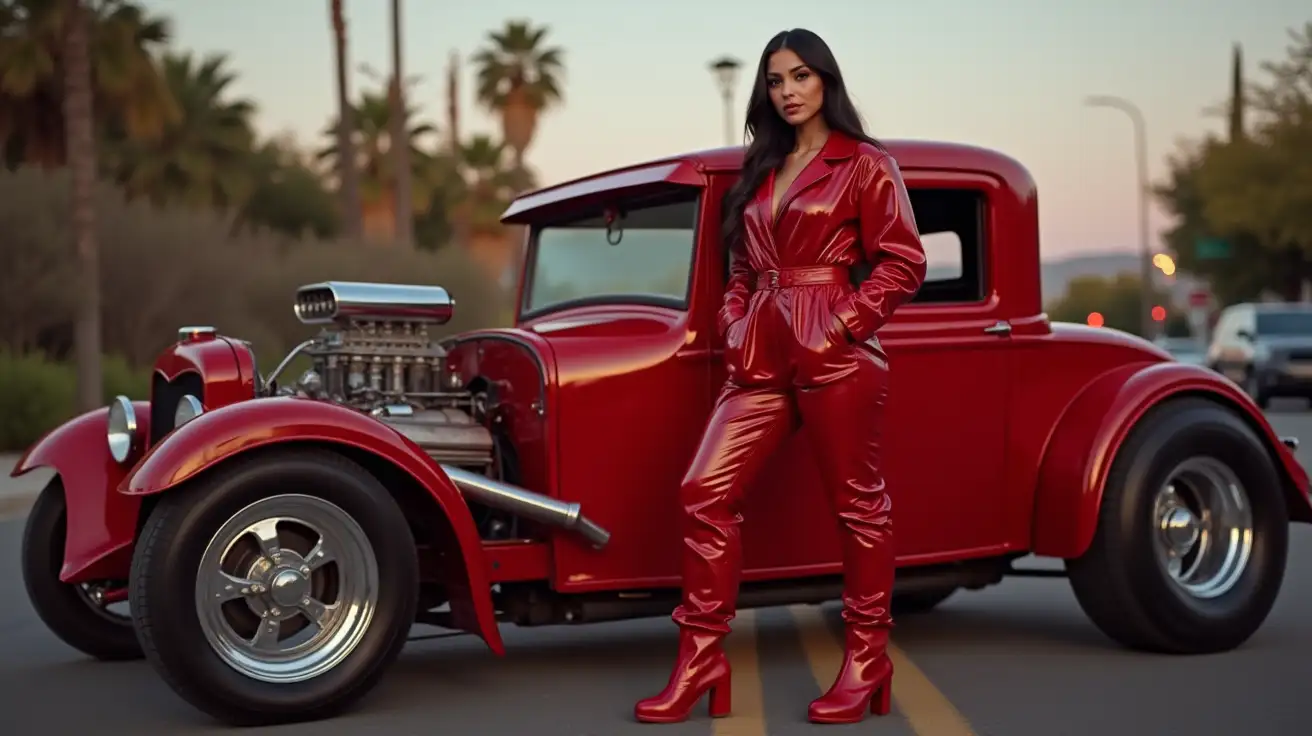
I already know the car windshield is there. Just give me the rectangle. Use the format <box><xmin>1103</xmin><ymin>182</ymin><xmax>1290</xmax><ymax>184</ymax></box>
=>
<box><xmin>520</xmin><ymin>193</ymin><xmax>699</xmax><ymax>318</ymax></box>
<box><xmin>1256</xmin><ymin>310</ymin><xmax>1312</xmax><ymax>336</ymax></box>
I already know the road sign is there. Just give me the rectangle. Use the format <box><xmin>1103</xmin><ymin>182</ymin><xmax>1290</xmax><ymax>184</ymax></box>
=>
<box><xmin>1195</xmin><ymin>237</ymin><xmax>1232</xmax><ymax>260</ymax></box>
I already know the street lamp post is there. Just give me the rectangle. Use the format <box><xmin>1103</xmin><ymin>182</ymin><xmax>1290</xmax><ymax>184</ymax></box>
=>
<box><xmin>709</xmin><ymin>56</ymin><xmax>742</xmax><ymax>146</ymax></box>
<box><xmin>1086</xmin><ymin>94</ymin><xmax>1155</xmax><ymax>339</ymax></box>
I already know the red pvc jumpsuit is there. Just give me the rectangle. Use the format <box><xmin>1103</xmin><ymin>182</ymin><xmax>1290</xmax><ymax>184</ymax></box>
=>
<box><xmin>636</xmin><ymin>130</ymin><xmax>926</xmax><ymax>723</ymax></box>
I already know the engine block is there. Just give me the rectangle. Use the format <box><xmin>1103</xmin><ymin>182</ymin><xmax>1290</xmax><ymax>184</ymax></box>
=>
<box><xmin>287</xmin><ymin>282</ymin><xmax>495</xmax><ymax>475</ymax></box>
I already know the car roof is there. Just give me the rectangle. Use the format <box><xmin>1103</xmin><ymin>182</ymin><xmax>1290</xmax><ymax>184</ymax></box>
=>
<box><xmin>502</xmin><ymin>139</ymin><xmax>1036</xmax><ymax>225</ymax></box>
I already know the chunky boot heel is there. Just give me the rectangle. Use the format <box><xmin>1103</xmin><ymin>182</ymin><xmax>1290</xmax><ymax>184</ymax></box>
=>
<box><xmin>808</xmin><ymin>628</ymin><xmax>894</xmax><ymax>724</ymax></box>
<box><xmin>635</xmin><ymin>631</ymin><xmax>732</xmax><ymax>723</ymax></box>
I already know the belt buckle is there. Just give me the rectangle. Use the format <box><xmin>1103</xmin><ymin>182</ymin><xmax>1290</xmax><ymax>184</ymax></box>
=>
<box><xmin>765</xmin><ymin>269</ymin><xmax>780</xmax><ymax>288</ymax></box>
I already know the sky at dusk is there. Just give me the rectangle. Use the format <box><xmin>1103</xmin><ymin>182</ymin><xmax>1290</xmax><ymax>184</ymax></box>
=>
<box><xmin>150</xmin><ymin>0</ymin><xmax>1308</xmax><ymax>259</ymax></box>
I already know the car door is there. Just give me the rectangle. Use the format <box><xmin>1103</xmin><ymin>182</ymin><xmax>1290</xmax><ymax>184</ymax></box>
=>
<box><xmin>733</xmin><ymin>175</ymin><xmax>1013</xmax><ymax>575</ymax></box>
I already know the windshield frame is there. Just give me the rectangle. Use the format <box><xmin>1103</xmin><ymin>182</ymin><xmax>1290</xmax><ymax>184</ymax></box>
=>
<box><xmin>517</xmin><ymin>189</ymin><xmax>703</xmax><ymax>322</ymax></box>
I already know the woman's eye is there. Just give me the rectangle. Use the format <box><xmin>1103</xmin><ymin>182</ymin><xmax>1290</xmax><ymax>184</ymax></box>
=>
<box><xmin>796</xmin><ymin>72</ymin><xmax>809</xmax><ymax>81</ymax></box>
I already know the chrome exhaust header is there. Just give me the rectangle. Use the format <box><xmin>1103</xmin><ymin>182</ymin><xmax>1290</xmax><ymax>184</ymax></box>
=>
<box><xmin>440</xmin><ymin>464</ymin><xmax>611</xmax><ymax>549</ymax></box>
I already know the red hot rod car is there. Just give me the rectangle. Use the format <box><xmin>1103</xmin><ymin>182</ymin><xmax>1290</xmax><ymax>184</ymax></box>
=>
<box><xmin>14</xmin><ymin>140</ymin><xmax>1312</xmax><ymax>726</ymax></box>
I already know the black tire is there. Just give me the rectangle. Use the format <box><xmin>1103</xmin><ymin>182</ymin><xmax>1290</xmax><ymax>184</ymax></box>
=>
<box><xmin>129</xmin><ymin>448</ymin><xmax>419</xmax><ymax>726</ymax></box>
<box><xmin>892</xmin><ymin>587</ymin><xmax>957</xmax><ymax>616</ymax></box>
<box><xmin>1066</xmin><ymin>397</ymin><xmax>1289</xmax><ymax>654</ymax></box>
<box><xmin>20</xmin><ymin>479</ymin><xmax>142</xmax><ymax>661</ymax></box>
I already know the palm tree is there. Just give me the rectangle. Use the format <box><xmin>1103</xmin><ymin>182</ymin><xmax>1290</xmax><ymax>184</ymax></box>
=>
<box><xmin>471</xmin><ymin>20</ymin><xmax>564</xmax><ymax>175</ymax></box>
<box><xmin>316</xmin><ymin>84</ymin><xmax>438</xmax><ymax>243</ymax></box>
<box><xmin>457</xmin><ymin>134</ymin><xmax>527</xmax><ymax>285</ymax></box>
<box><xmin>101</xmin><ymin>51</ymin><xmax>257</xmax><ymax>211</ymax></box>
<box><xmin>328</xmin><ymin>0</ymin><xmax>361</xmax><ymax>237</ymax></box>
<box><xmin>388</xmin><ymin>0</ymin><xmax>412</xmax><ymax>247</ymax></box>
<box><xmin>62</xmin><ymin>0</ymin><xmax>100</xmax><ymax>412</ymax></box>
<box><xmin>0</xmin><ymin>0</ymin><xmax>177</xmax><ymax>169</ymax></box>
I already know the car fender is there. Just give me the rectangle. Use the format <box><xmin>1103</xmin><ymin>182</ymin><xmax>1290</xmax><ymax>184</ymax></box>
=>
<box><xmin>10</xmin><ymin>402</ymin><xmax>151</xmax><ymax>583</ymax></box>
<box><xmin>1032</xmin><ymin>361</ymin><xmax>1312</xmax><ymax>559</ymax></box>
<box><xmin>120</xmin><ymin>396</ymin><xmax>505</xmax><ymax>655</ymax></box>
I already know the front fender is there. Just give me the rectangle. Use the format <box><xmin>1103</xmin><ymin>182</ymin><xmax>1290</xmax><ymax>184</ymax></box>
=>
<box><xmin>1032</xmin><ymin>361</ymin><xmax>1312</xmax><ymax>559</ymax></box>
<box><xmin>121</xmin><ymin>396</ymin><xmax>505</xmax><ymax>655</ymax></box>
<box><xmin>10</xmin><ymin>403</ymin><xmax>150</xmax><ymax>583</ymax></box>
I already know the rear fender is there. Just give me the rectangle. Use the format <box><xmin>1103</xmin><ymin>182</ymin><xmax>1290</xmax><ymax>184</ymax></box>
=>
<box><xmin>1032</xmin><ymin>361</ymin><xmax>1312</xmax><ymax>559</ymax></box>
<box><xmin>120</xmin><ymin>396</ymin><xmax>505</xmax><ymax>655</ymax></box>
<box><xmin>9</xmin><ymin>403</ymin><xmax>150</xmax><ymax>583</ymax></box>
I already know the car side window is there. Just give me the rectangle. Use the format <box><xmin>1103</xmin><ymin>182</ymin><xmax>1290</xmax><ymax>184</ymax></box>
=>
<box><xmin>715</xmin><ymin>184</ymin><xmax>985</xmax><ymax>304</ymax></box>
<box><xmin>902</xmin><ymin>188</ymin><xmax>985</xmax><ymax>304</ymax></box>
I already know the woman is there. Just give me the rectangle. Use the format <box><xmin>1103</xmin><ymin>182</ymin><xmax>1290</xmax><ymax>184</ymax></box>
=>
<box><xmin>633</xmin><ymin>28</ymin><xmax>927</xmax><ymax>725</ymax></box>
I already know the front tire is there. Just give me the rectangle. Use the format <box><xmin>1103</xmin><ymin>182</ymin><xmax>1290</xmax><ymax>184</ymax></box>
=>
<box><xmin>130</xmin><ymin>449</ymin><xmax>419</xmax><ymax>726</ymax></box>
<box><xmin>1066</xmin><ymin>397</ymin><xmax>1288</xmax><ymax>654</ymax></box>
<box><xmin>21</xmin><ymin>480</ymin><xmax>142</xmax><ymax>660</ymax></box>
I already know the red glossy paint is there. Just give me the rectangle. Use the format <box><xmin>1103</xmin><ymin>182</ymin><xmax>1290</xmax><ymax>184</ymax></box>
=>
<box><xmin>19</xmin><ymin>139</ymin><xmax>1312</xmax><ymax>659</ymax></box>
<box><xmin>9</xmin><ymin>402</ymin><xmax>150</xmax><ymax>582</ymax></box>
<box><xmin>490</xmin><ymin>139</ymin><xmax>1312</xmax><ymax>595</ymax></box>
<box><xmin>118</xmin><ymin>396</ymin><xmax>504</xmax><ymax>655</ymax></box>
<box><xmin>154</xmin><ymin>333</ymin><xmax>258</xmax><ymax>409</ymax></box>
<box><xmin>1032</xmin><ymin>359</ymin><xmax>1312</xmax><ymax>558</ymax></box>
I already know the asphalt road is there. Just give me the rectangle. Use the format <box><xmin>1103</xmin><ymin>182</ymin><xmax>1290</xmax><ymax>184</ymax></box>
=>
<box><xmin>2</xmin><ymin>406</ymin><xmax>1311</xmax><ymax>735</ymax></box>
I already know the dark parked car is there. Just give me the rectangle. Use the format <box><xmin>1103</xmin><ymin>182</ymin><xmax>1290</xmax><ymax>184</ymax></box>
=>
<box><xmin>1207</xmin><ymin>302</ymin><xmax>1312</xmax><ymax>407</ymax></box>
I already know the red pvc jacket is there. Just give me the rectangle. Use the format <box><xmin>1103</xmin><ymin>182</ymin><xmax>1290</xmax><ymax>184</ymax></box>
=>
<box><xmin>720</xmin><ymin>131</ymin><xmax>928</xmax><ymax>388</ymax></box>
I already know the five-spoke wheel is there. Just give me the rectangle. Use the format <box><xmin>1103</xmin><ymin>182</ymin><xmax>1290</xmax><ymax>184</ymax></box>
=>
<box><xmin>196</xmin><ymin>495</ymin><xmax>380</xmax><ymax>684</ymax></box>
<box><xmin>130</xmin><ymin>449</ymin><xmax>418</xmax><ymax>727</ymax></box>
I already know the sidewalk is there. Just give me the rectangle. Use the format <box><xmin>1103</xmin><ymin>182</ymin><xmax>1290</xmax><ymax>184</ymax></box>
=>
<box><xmin>0</xmin><ymin>452</ymin><xmax>51</xmax><ymax>520</ymax></box>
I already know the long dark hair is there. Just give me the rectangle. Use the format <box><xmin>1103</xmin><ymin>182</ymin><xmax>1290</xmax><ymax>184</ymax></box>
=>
<box><xmin>721</xmin><ymin>28</ymin><xmax>883</xmax><ymax>250</ymax></box>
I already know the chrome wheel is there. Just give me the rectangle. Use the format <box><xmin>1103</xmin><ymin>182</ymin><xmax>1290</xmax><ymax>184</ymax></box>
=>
<box><xmin>1152</xmin><ymin>457</ymin><xmax>1254</xmax><ymax>599</ymax></box>
<box><xmin>194</xmin><ymin>494</ymin><xmax>379</xmax><ymax>684</ymax></box>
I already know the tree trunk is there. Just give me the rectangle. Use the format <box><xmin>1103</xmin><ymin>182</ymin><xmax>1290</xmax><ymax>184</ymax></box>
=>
<box><xmin>1280</xmin><ymin>247</ymin><xmax>1307</xmax><ymax>302</ymax></box>
<box><xmin>389</xmin><ymin>0</ymin><xmax>413</xmax><ymax>248</ymax></box>
<box><xmin>63</xmin><ymin>0</ymin><xmax>102</xmax><ymax>413</ymax></box>
<box><xmin>502</xmin><ymin>85</ymin><xmax>537</xmax><ymax>182</ymax></box>
<box><xmin>330</xmin><ymin>0</ymin><xmax>363</xmax><ymax>238</ymax></box>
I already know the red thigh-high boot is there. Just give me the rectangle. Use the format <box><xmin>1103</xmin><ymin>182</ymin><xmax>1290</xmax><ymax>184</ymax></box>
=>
<box><xmin>796</xmin><ymin>356</ymin><xmax>895</xmax><ymax>724</ymax></box>
<box><xmin>634</xmin><ymin>385</ymin><xmax>795</xmax><ymax>723</ymax></box>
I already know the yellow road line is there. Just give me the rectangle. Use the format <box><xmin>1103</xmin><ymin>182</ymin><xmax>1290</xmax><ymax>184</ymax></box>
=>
<box><xmin>789</xmin><ymin>604</ymin><xmax>976</xmax><ymax>736</ymax></box>
<box><xmin>713</xmin><ymin>608</ymin><xmax>766</xmax><ymax>736</ymax></box>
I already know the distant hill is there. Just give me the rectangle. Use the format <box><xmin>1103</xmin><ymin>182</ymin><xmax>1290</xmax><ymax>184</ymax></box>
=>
<box><xmin>1039</xmin><ymin>251</ymin><xmax>1203</xmax><ymax>306</ymax></box>
<box><xmin>924</xmin><ymin>250</ymin><xmax>1203</xmax><ymax>306</ymax></box>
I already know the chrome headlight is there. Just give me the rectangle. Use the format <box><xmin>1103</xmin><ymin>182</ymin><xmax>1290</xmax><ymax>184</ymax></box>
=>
<box><xmin>106</xmin><ymin>396</ymin><xmax>139</xmax><ymax>464</ymax></box>
<box><xmin>174</xmin><ymin>394</ymin><xmax>204</xmax><ymax>428</ymax></box>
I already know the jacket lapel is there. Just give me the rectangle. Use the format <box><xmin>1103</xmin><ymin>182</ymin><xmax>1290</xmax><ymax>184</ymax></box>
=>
<box><xmin>771</xmin><ymin>132</ymin><xmax>858</xmax><ymax>232</ymax></box>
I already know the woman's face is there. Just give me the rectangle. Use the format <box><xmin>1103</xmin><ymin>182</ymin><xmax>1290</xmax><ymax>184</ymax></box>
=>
<box><xmin>766</xmin><ymin>48</ymin><xmax>824</xmax><ymax>127</ymax></box>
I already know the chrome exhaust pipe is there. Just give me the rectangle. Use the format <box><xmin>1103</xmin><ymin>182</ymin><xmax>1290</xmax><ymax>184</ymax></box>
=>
<box><xmin>440</xmin><ymin>464</ymin><xmax>611</xmax><ymax>549</ymax></box>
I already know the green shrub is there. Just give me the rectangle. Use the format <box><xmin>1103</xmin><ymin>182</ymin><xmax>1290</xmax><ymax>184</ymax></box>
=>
<box><xmin>0</xmin><ymin>166</ymin><xmax>515</xmax><ymax>448</ymax></box>
<box><xmin>0</xmin><ymin>351</ymin><xmax>154</xmax><ymax>451</ymax></box>
<box><xmin>0</xmin><ymin>351</ymin><xmax>75</xmax><ymax>451</ymax></box>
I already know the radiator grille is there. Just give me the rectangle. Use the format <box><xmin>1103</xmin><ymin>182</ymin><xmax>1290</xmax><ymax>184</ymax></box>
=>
<box><xmin>150</xmin><ymin>372</ymin><xmax>205</xmax><ymax>445</ymax></box>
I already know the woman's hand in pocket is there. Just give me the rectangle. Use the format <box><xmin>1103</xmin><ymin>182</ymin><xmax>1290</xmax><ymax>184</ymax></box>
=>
<box><xmin>823</xmin><ymin>313</ymin><xmax>850</xmax><ymax>349</ymax></box>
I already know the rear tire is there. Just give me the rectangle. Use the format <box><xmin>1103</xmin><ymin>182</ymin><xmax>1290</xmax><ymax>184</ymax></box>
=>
<box><xmin>21</xmin><ymin>480</ymin><xmax>141</xmax><ymax>661</ymax></box>
<box><xmin>129</xmin><ymin>448</ymin><xmax>419</xmax><ymax>726</ymax></box>
<box><xmin>1066</xmin><ymin>397</ymin><xmax>1288</xmax><ymax>654</ymax></box>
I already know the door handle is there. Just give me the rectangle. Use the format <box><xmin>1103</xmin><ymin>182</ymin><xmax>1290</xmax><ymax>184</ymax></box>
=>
<box><xmin>983</xmin><ymin>320</ymin><xmax>1012</xmax><ymax>336</ymax></box>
